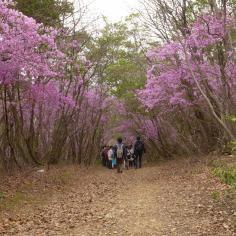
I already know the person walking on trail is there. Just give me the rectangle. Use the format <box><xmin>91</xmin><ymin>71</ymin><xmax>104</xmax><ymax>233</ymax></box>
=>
<box><xmin>134</xmin><ymin>136</ymin><xmax>145</xmax><ymax>169</ymax></box>
<box><xmin>107</xmin><ymin>146</ymin><xmax>114</xmax><ymax>169</ymax></box>
<box><xmin>101</xmin><ymin>146</ymin><xmax>109</xmax><ymax>167</ymax></box>
<box><xmin>111</xmin><ymin>146</ymin><xmax>117</xmax><ymax>169</ymax></box>
<box><xmin>114</xmin><ymin>137</ymin><xmax>126</xmax><ymax>173</ymax></box>
<box><xmin>101</xmin><ymin>146</ymin><xmax>106</xmax><ymax>167</ymax></box>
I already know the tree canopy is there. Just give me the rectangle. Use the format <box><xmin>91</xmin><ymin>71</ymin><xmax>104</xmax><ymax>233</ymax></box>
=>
<box><xmin>15</xmin><ymin>0</ymin><xmax>74</xmax><ymax>26</ymax></box>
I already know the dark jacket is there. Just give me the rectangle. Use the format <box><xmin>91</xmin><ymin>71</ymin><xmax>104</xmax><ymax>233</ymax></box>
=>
<box><xmin>134</xmin><ymin>140</ymin><xmax>145</xmax><ymax>154</ymax></box>
<box><xmin>102</xmin><ymin>147</ymin><xmax>109</xmax><ymax>160</ymax></box>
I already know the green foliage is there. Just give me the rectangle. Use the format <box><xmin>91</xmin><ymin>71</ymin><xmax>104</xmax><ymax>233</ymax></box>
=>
<box><xmin>86</xmin><ymin>16</ymin><xmax>147</xmax><ymax>101</ymax></box>
<box><xmin>15</xmin><ymin>0</ymin><xmax>73</xmax><ymax>26</ymax></box>
<box><xmin>225</xmin><ymin>115</ymin><xmax>236</xmax><ymax>122</ymax></box>
<box><xmin>213</xmin><ymin>167</ymin><xmax>236</xmax><ymax>186</ymax></box>
<box><xmin>231</xmin><ymin>140</ymin><xmax>236</xmax><ymax>155</ymax></box>
<box><xmin>210</xmin><ymin>159</ymin><xmax>226</xmax><ymax>168</ymax></box>
<box><xmin>211</xmin><ymin>191</ymin><xmax>221</xmax><ymax>200</ymax></box>
<box><xmin>105</xmin><ymin>58</ymin><xmax>146</xmax><ymax>98</ymax></box>
<box><xmin>225</xmin><ymin>115</ymin><xmax>236</xmax><ymax>155</ymax></box>
<box><xmin>0</xmin><ymin>192</ymin><xmax>5</xmax><ymax>199</ymax></box>
<box><xmin>188</xmin><ymin>0</ymin><xmax>209</xmax><ymax>13</ymax></box>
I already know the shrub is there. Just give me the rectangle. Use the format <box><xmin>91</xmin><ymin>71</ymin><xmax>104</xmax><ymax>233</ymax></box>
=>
<box><xmin>213</xmin><ymin>167</ymin><xmax>236</xmax><ymax>186</ymax></box>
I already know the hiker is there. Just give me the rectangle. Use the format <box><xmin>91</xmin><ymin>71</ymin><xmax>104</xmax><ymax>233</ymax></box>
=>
<box><xmin>114</xmin><ymin>137</ymin><xmax>126</xmax><ymax>173</ymax></box>
<box><xmin>134</xmin><ymin>136</ymin><xmax>145</xmax><ymax>168</ymax></box>
<box><xmin>124</xmin><ymin>145</ymin><xmax>128</xmax><ymax>169</ymax></box>
<box><xmin>101</xmin><ymin>146</ymin><xmax>109</xmax><ymax>167</ymax></box>
<box><xmin>126</xmin><ymin>145</ymin><xmax>134</xmax><ymax>169</ymax></box>
<box><xmin>111</xmin><ymin>146</ymin><xmax>117</xmax><ymax>169</ymax></box>
<box><xmin>101</xmin><ymin>146</ymin><xmax>106</xmax><ymax>166</ymax></box>
<box><xmin>107</xmin><ymin>146</ymin><xmax>114</xmax><ymax>169</ymax></box>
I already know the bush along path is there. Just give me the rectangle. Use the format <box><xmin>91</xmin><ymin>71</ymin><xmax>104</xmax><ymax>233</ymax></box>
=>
<box><xmin>0</xmin><ymin>157</ymin><xmax>236</xmax><ymax>236</ymax></box>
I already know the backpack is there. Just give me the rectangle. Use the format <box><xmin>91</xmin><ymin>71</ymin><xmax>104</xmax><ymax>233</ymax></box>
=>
<box><xmin>116</xmin><ymin>144</ymin><xmax>124</xmax><ymax>159</ymax></box>
<box><xmin>135</xmin><ymin>141</ymin><xmax>144</xmax><ymax>152</ymax></box>
<box><xmin>127</xmin><ymin>149</ymin><xmax>134</xmax><ymax>160</ymax></box>
<box><xmin>127</xmin><ymin>149</ymin><xmax>131</xmax><ymax>158</ymax></box>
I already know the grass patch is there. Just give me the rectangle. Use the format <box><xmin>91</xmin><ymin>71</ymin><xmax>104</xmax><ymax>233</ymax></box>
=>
<box><xmin>0</xmin><ymin>192</ymin><xmax>26</xmax><ymax>210</ymax></box>
<box><xmin>53</xmin><ymin>170</ymin><xmax>73</xmax><ymax>185</ymax></box>
<box><xmin>0</xmin><ymin>191</ymin><xmax>5</xmax><ymax>199</ymax></box>
<box><xmin>213</xmin><ymin>167</ymin><xmax>236</xmax><ymax>190</ymax></box>
<box><xmin>210</xmin><ymin>159</ymin><xmax>226</xmax><ymax>168</ymax></box>
<box><xmin>211</xmin><ymin>191</ymin><xmax>221</xmax><ymax>200</ymax></box>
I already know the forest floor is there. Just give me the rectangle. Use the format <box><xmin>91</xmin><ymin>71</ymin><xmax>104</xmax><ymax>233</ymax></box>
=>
<box><xmin>0</xmin><ymin>156</ymin><xmax>236</xmax><ymax>236</ymax></box>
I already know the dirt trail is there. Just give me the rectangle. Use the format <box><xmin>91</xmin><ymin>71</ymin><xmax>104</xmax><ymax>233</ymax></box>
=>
<box><xmin>0</xmin><ymin>158</ymin><xmax>236</xmax><ymax>236</ymax></box>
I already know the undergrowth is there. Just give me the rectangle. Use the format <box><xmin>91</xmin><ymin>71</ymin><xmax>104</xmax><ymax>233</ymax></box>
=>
<box><xmin>210</xmin><ymin>154</ymin><xmax>236</xmax><ymax>204</ymax></box>
<box><xmin>213</xmin><ymin>167</ymin><xmax>236</xmax><ymax>190</ymax></box>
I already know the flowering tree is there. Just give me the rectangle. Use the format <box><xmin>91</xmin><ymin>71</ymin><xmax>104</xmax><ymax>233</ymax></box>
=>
<box><xmin>2</xmin><ymin>0</ymin><xmax>236</xmax><ymax>170</ymax></box>
<box><xmin>0</xmin><ymin>1</ymin><xmax>113</xmax><ymax>171</ymax></box>
<box><xmin>137</xmin><ymin>12</ymin><xmax>236</xmax><ymax>157</ymax></box>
